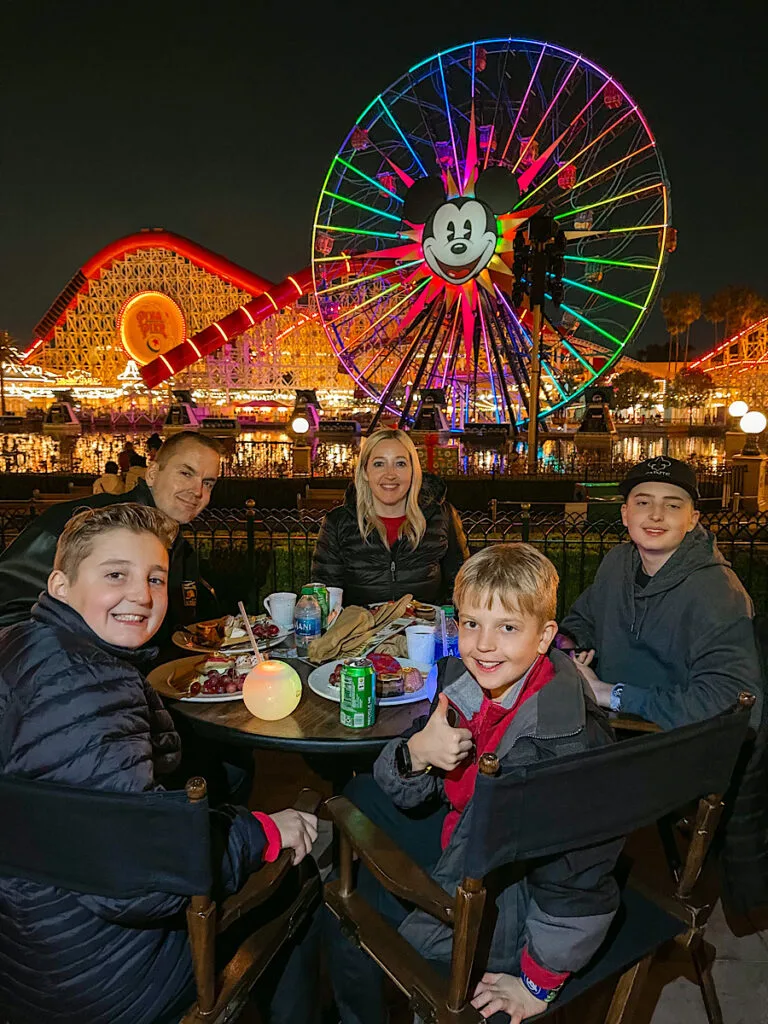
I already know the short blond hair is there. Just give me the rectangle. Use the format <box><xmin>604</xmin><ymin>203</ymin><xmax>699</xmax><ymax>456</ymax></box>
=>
<box><xmin>453</xmin><ymin>543</ymin><xmax>558</xmax><ymax>623</ymax></box>
<box><xmin>54</xmin><ymin>504</ymin><xmax>179</xmax><ymax>581</ymax></box>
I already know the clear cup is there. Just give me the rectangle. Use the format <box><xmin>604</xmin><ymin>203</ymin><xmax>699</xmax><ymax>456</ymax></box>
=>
<box><xmin>263</xmin><ymin>592</ymin><xmax>297</xmax><ymax>630</ymax></box>
<box><xmin>406</xmin><ymin>625</ymin><xmax>436</xmax><ymax>670</ymax></box>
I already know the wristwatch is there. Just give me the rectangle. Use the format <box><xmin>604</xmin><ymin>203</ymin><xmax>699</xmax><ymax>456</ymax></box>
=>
<box><xmin>395</xmin><ymin>740</ymin><xmax>431</xmax><ymax>778</ymax></box>
<box><xmin>609</xmin><ymin>684</ymin><xmax>624</xmax><ymax>712</ymax></box>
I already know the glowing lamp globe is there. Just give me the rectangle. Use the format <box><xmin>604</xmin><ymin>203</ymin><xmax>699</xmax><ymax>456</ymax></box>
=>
<box><xmin>740</xmin><ymin>411</ymin><xmax>767</xmax><ymax>435</ymax></box>
<box><xmin>291</xmin><ymin>415</ymin><xmax>310</xmax><ymax>434</ymax></box>
<box><xmin>729</xmin><ymin>400</ymin><xmax>749</xmax><ymax>418</ymax></box>
<box><xmin>242</xmin><ymin>660</ymin><xmax>302</xmax><ymax>720</ymax></box>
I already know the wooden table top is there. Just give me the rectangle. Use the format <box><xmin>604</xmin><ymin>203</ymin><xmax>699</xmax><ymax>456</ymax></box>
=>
<box><xmin>149</xmin><ymin>655</ymin><xmax>430</xmax><ymax>755</ymax></box>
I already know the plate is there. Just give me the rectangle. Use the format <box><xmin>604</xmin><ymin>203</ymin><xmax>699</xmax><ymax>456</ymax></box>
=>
<box><xmin>147</xmin><ymin>655</ymin><xmax>245</xmax><ymax>703</ymax></box>
<box><xmin>307</xmin><ymin>659</ymin><xmax>435</xmax><ymax>707</ymax></box>
<box><xmin>172</xmin><ymin>616</ymin><xmax>291</xmax><ymax>655</ymax></box>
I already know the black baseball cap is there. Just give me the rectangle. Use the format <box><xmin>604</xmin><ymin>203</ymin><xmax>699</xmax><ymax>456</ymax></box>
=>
<box><xmin>619</xmin><ymin>456</ymin><xmax>699</xmax><ymax>502</ymax></box>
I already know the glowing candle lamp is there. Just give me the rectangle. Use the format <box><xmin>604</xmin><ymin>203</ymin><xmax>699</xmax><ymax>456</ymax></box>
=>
<box><xmin>242</xmin><ymin>660</ymin><xmax>302</xmax><ymax>721</ymax></box>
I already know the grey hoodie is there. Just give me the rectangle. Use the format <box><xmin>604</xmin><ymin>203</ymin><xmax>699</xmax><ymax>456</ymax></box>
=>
<box><xmin>561</xmin><ymin>525</ymin><xmax>762</xmax><ymax>729</ymax></box>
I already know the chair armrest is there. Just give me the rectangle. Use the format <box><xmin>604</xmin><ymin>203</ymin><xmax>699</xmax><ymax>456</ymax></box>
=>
<box><xmin>218</xmin><ymin>788</ymin><xmax>321</xmax><ymax>934</ymax></box>
<box><xmin>611</xmin><ymin>713</ymin><xmax>661</xmax><ymax>734</ymax></box>
<box><xmin>326</xmin><ymin>795</ymin><xmax>453</xmax><ymax>925</ymax></box>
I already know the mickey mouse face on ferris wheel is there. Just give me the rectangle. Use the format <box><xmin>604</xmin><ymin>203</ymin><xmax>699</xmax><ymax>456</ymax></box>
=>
<box><xmin>403</xmin><ymin>167</ymin><xmax>520</xmax><ymax>287</ymax></box>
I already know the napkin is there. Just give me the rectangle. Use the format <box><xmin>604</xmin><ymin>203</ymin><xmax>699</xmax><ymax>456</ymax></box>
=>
<box><xmin>307</xmin><ymin>606</ymin><xmax>373</xmax><ymax>664</ymax></box>
<box><xmin>371</xmin><ymin>593</ymin><xmax>413</xmax><ymax>629</ymax></box>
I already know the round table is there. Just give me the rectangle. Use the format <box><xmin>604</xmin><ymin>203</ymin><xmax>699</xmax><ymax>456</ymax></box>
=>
<box><xmin>148</xmin><ymin>654</ymin><xmax>431</xmax><ymax>756</ymax></box>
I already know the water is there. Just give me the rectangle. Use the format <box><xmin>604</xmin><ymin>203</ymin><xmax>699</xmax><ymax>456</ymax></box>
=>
<box><xmin>434</xmin><ymin>608</ymin><xmax>460</xmax><ymax>660</ymax></box>
<box><xmin>294</xmin><ymin>594</ymin><xmax>322</xmax><ymax>653</ymax></box>
<box><xmin>0</xmin><ymin>429</ymin><xmax>728</xmax><ymax>477</ymax></box>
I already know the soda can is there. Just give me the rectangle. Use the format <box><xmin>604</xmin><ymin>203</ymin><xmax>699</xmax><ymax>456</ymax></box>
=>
<box><xmin>302</xmin><ymin>583</ymin><xmax>329</xmax><ymax>629</ymax></box>
<box><xmin>340</xmin><ymin>657</ymin><xmax>376</xmax><ymax>729</ymax></box>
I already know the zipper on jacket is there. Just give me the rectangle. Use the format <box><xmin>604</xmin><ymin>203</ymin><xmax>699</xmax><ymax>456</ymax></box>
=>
<box><xmin>390</xmin><ymin>559</ymin><xmax>396</xmax><ymax>600</ymax></box>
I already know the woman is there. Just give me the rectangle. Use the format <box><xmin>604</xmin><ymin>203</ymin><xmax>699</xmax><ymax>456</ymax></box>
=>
<box><xmin>311</xmin><ymin>428</ymin><xmax>468</xmax><ymax>606</ymax></box>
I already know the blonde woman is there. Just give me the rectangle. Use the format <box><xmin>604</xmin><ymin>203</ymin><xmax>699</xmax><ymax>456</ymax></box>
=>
<box><xmin>311</xmin><ymin>428</ymin><xmax>468</xmax><ymax>606</ymax></box>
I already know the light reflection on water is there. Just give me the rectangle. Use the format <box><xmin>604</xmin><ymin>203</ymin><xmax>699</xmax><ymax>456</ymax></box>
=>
<box><xmin>0</xmin><ymin>430</ymin><xmax>727</xmax><ymax>477</ymax></box>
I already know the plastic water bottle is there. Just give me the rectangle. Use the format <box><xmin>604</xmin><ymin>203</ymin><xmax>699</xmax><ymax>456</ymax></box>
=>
<box><xmin>294</xmin><ymin>594</ymin><xmax>322</xmax><ymax>653</ymax></box>
<box><xmin>434</xmin><ymin>605</ymin><xmax>460</xmax><ymax>660</ymax></box>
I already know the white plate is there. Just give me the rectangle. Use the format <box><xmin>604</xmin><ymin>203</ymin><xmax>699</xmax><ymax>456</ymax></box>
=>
<box><xmin>147</xmin><ymin>655</ymin><xmax>245</xmax><ymax>703</ymax></box>
<box><xmin>172</xmin><ymin>619</ymin><xmax>292</xmax><ymax>655</ymax></box>
<box><xmin>307</xmin><ymin>659</ymin><xmax>435</xmax><ymax>707</ymax></box>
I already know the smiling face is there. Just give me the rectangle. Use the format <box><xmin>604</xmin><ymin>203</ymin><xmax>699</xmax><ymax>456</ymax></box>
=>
<box><xmin>422</xmin><ymin>198</ymin><xmax>497</xmax><ymax>286</ymax></box>
<box><xmin>48</xmin><ymin>528</ymin><xmax>169</xmax><ymax>648</ymax></box>
<box><xmin>621</xmin><ymin>481</ymin><xmax>700</xmax><ymax>572</ymax></box>
<box><xmin>363</xmin><ymin>438</ymin><xmax>413</xmax><ymax>516</ymax></box>
<box><xmin>145</xmin><ymin>440</ymin><xmax>220</xmax><ymax>524</ymax></box>
<box><xmin>458</xmin><ymin>591</ymin><xmax>557</xmax><ymax>701</ymax></box>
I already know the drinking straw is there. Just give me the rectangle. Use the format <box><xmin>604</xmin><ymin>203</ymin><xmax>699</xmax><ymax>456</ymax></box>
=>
<box><xmin>237</xmin><ymin>601</ymin><xmax>264</xmax><ymax>662</ymax></box>
<box><xmin>439</xmin><ymin>606</ymin><xmax>447</xmax><ymax>658</ymax></box>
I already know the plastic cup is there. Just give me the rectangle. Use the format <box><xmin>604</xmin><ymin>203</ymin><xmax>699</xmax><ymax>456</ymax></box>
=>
<box><xmin>327</xmin><ymin>587</ymin><xmax>343</xmax><ymax>612</ymax></box>
<box><xmin>406</xmin><ymin>626</ymin><xmax>436</xmax><ymax>669</ymax></box>
<box><xmin>263</xmin><ymin>592</ymin><xmax>297</xmax><ymax>630</ymax></box>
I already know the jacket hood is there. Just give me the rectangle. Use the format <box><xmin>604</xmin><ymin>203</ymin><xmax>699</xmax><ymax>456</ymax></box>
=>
<box><xmin>31</xmin><ymin>592</ymin><xmax>159</xmax><ymax>669</ymax></box>
<box><xmin>342</xmin><ymin>471</ymin><xmax>448</xmax><ymax>512</ymax></box>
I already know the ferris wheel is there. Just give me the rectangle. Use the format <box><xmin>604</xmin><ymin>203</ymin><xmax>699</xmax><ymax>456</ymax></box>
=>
<box><xmin>311</xmin><ymin>38</ymin><xmax>672</xmax><ymax>430</ymax></box>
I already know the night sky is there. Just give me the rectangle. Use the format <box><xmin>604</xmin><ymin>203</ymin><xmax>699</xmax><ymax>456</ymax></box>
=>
<box><xmin>2</xmin><ymin>0</ymin><xmax>766</xmax><ymax>352</ymax></box>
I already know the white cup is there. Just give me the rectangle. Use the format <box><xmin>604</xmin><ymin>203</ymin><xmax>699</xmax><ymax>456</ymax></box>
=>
<box><xmin>406</xmin><ymin>625</ymin><xmax>436</xmax><ymax>669</ymax></box>
<box><xmin>327</xmin><ymin>586</ymin><xmax>343</xmax><ymax>613</ymax></box>
<box><xmin>263</xmin><ymin>592</ymin><xmax>297</xmax><ymax>630</ymax></box>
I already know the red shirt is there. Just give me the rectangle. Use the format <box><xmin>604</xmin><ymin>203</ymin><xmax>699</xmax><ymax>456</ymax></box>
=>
<box><xmin>441</xmin><ymin>654</ymin><xmax>556</xmax><ymax>849</ymax></box>
<box><xmin>380</xmin><ymin>515</ymin><xmax>406</xmax><ymax>546</ymax></box>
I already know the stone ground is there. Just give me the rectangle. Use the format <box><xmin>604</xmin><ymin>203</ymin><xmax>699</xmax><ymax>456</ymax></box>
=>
<box><xmin>248</xmin><ymin>750</ymin><xmax>768</xmax><ymax>1023</ymax></box>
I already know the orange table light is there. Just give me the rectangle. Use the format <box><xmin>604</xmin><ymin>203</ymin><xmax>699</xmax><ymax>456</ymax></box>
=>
<box><xmin>242</xmin><ymin>660</ymin><xmax>302</xmax><ymax>721</ymax></box>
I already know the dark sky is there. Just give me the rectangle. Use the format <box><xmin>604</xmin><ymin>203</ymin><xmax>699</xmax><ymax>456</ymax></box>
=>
<box><xmin>2</xmin><ymin>0</ymin><xmax>766</xmax><ymax>351</ymax></box>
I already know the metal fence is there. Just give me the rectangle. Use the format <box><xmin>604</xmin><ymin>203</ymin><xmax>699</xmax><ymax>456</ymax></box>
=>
<box><xmin>3</xmin><ymin>500</ymin><xmax>767</xmax><ymax>619</ymax></box>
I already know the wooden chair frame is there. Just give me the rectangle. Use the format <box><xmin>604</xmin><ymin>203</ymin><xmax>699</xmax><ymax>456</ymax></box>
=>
<box><xmin>325</xmin><ymin>695</ymin><xmax>755</xmax><ymax>1024</ymax></box>
<box><xmin>182</xmin><ymin>781</ymin><xmax>321</xmax><ymax>1023</ymax></box>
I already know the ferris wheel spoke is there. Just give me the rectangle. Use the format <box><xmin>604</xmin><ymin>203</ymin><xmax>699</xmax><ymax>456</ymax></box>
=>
<box><xmin>316</xmin><ymin>260</ymin><xmax>423</xmax><ymax>297</ymax></box>
<box><xmin>326</xmin><ymin>280</ymin><xmax>406</xmax><ymax>327</ymax></box>
<box><xmin>316</xmin><ymin>223</ymin><xmax>404</xmax><ymax>241</ymax></box>
<box><xmin>555</xmin><ymin>182</ymin><xmax>662</xmax><ymax>223</ymax></box>
<box><xmin>399</xmin><ymin>306</ymin><xmax>449</xmax><ymax>425</ymax></box>
<box><xmin>511</xmin><ymin>59</ymin><xmax>581</xmax><ymax>175</ymax></box>
<box><xmin>437</xmin><ymin>53</ymin><xmax>463</xmax><ymax>184</ymax></box>
<box><xmin>341</xmin><ymin>281</ymin><xmax>430</xmax><ymax>359</ymax></box>
<box><xmin>334</xmin><ymin>156</ymin><xmax>403</xmax><ymax>202</ymax></box>
<box><xmin>563</xmin><ymin>254</ymin><xmax>657</xmax><ymax>272</ymax></box>
<box><xmin>376</xmin><ymin>96</ymin><xmax>429</xmax><ymax>177</ymax></box>
<box><xmin>478</xmin><ymin>299</ymin><xmax>520</xmax><ymax>426</ymax></box>
<box><xmin>499</xmin><ymin>44</ymin><xmax>547</xmax><ymax>164</ymax></box>
<box><xmin>560</xmin><ymin>276</ymin><xmax>645</xmax><ymax>310</ymax></box>
<box><xmin>368</xmin><ymin>300</ymin><xmax>442</xmax><ymax>429</ymax></box>
<box><xmin>485</xmin><ymin>295</ymin><xmax>530</xmax><ymax>411</ymax></box>
<box><xmin>517</xmin><ymin>106</ymin><xmax>638</xmax><ymax>208</ymax></box>
<box><xmin>322</xmin><ymin>190</ymin><xmax>403</xmax><ymax>224</ymax></box>
<box><xmin>555</xmin><ymin>301</ymin><xmax>624</xmax><ymax>348</ymax></box>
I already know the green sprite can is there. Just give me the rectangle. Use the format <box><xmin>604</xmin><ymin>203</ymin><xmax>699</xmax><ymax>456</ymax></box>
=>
<box><xmin>302</xmin><ymin>583</ymin><xmax>329</xmax><ymax>629</ymax></box>
<box><xmin>340</xmin><ymin>657</ymin><xmax>376</xmax><ymax>729</ymax></box>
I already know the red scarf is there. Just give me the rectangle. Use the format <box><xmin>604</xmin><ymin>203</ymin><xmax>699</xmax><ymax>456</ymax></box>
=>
<box><xmin>441</xmin><ymin>654</ymin><xmax>556</xmax><ymax>849</ymax></box>
<box><xmin>380</xmin><ymin>515</ymin><xmax>406</xmax><ymax>546</ymax></box>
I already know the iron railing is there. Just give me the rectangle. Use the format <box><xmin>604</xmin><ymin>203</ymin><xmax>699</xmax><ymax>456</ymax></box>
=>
<box><xmin>3</xmin><ymin>500</ymin><xmax>766</xmax><ymax>618</ymax></box>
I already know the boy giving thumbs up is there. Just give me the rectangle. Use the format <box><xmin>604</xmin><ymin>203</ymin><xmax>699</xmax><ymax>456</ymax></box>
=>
<box><xmin>326</xmin><ymin>545</ymin><xmax>623</xmax><ymax>1024</ymax></box>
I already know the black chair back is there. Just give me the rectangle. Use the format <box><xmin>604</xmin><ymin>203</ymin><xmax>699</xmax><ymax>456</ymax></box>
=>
<box><xmin>465</xmin><ymin>700</ymin><xmax>753</xmax><ymax>880</ymax></box>
<box><xmin>0</xmin><ymin>775</ymin><xmax>212</xmax><ymax>897</ymax></box>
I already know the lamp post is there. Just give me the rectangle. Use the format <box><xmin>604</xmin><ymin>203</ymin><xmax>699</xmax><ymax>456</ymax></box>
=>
<box><xmin>739</xmin><ymin>410</ymin><xmax>767</xmax><ymax>456</ymax></box>
<box><xmin>732</xmin><ymin>409</ymin><xmax>768</xmax><ymax>512</ymax></box>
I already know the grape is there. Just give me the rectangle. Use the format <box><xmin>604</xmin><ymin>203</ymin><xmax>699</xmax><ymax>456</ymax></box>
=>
<box><xmin>225</xmin><ymin>682</ymin><xmax>238</xmax><ymax>693</ymax></box>
<box><xmin>189</xmin><ymin>681</ymin><xmax>202</xmax><ymax>696</ymax></box>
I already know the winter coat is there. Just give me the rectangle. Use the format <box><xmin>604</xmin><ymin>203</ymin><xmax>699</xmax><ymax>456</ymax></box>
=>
<box><xmin>310</xmin><ymin>474</ymin><xmax>469</xmax><ymax>607</ymax></box>
<box><xmin>0</xmin><ymin>479</ymin><xmax>208</xmax><ymax>649</ymax></box>
<box><xmin>373</xmin><ymin>651</ymin><xmax>622</xmax><ymax>976</ymax></box>
<box><xmin>0</xmin><ymin>593</ymin><xmax>269</xmax><ymax>1024</ymax></box>
<box><xmin>560</xmin><ymin>525</ymin><xmax>762</xmax><ymax>730</ymax></box>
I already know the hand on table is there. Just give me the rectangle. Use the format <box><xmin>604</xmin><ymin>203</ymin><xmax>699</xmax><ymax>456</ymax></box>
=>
<box><xmin>571</xmin><ymin>654</ymin><xmax>613</xmax><ymax>708</ymax></box>
<box><xmin>407</xmin><ymin>693</ymin><xmax>473</xmax><ymax>772</ymax></box>
<box><xmin>268</xmin><ymin>809</ymin><xmax>319</xmax><ymax>864</ymax></box>
<box><xmin>471</xmin><ymin>973</ymin><xmax>545</xmax><ymax>1022</ymax></box>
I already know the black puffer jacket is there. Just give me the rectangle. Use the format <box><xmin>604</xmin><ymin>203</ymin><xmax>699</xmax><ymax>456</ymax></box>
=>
<box><xmin>0</xmin><ymin>594</ymin><xmax>268</xmax><ymax>1024</ymax></box>
<box><xmin>311</xmin><ymin>474</ymin><xmax>469</xmax><ymax>607</ymax></box>
<box><xmin>0</xmin><ymin>479</ymin><xmax>210</xmax><ymax>650</ymax></box>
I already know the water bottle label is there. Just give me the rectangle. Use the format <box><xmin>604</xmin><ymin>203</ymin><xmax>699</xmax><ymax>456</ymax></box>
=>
<box><xmin>295</xmin><ymin>618</ymin><xmax>321</xmax><ymax>639</ymax></box>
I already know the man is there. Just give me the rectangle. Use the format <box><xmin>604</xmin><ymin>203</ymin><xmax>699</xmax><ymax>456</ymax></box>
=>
<box><xmin>0</xmin><ymin>431</ymin><xmax>222</xmax><ymax>642</ymax></box>
<box><xmin>559</xmin><ymin>456</ymin><xmax>762</xmax><ymax>730</ymax></box>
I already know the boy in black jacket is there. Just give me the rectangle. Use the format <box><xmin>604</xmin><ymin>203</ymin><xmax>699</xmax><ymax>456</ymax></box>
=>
<box><xmin>0</xmin><ymin>504</ymin><xmax>317</xmax><ymax>1024</ymax></box>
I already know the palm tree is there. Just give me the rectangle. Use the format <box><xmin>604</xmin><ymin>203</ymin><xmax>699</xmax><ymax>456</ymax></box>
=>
<box><xmin>704</xmin><ymin>290</ymin><xmax>728</xmax><ymax>346</ymax></box>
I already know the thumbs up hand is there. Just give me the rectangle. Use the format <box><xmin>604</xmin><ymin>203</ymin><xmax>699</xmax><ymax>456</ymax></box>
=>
<box><xmin>408</xmin><ymin>693</ymin><xmax>474</xmax><ymax>772</ymax></box>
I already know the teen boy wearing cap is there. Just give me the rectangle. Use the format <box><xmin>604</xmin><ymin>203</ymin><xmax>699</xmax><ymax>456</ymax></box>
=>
<box><xmin>560</xmin><ymin>456</ymin><xmax>762</xmax><ymax>730</ymax></box>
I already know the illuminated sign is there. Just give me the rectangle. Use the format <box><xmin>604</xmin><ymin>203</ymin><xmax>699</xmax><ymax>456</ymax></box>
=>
<box><xmin>117</xmin><ymin>291</ymin><xmax>186</xmax><ymax>366</ymax></box>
